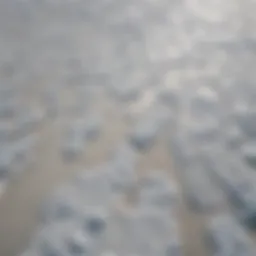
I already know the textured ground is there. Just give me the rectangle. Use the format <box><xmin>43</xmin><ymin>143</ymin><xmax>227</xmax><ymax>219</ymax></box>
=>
<box><xmin>0</xmin><ymin>1</ymin><xmax>256</xmax><ymax>256</ymax></box>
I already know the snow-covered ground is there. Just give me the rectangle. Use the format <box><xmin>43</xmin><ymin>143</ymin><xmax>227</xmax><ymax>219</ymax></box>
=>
<box><xmin>0</xmin><ymin>1</ymin><xmax>256</xmax><ymax>256</ymax></box>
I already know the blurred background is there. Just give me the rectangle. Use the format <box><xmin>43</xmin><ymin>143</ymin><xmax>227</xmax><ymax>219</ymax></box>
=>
<box><xmin>0</xmin><ymin>0</ymin><xmax>256</xmax><ymax>256</ymax></box>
